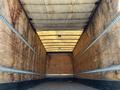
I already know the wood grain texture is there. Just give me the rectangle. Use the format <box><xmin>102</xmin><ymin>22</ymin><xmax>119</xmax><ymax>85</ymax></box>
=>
<box><xmin>0</xmin><ymin>0</ymin><xmax>46</xmax><ymax>83</ymax></box>
<box><xmin>46</xmin><ymin>53</ymin><xmax>73</xmax><ymax>75</ymax></box>
<box><xmin>73</xmin><ymin>0</ymin><xmax>120</xmax><ymax>80</ymax></box>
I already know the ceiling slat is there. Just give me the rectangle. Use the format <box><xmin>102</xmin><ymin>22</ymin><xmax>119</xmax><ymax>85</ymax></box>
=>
<box><xmin>28</xmin><ymin>13</ymin><xmax>91</xmax><ymax>19</ymax></box>
<box><xmin>45</xmin><ymin>46</ymin><xmax>74</xmax><ymax>48</ymax></box>
<box><xmin>46</xmin><ymin>48</ymin><xmax>73</xmax><ymax>50</ymax></box>
<box><xmin>44</xmin><ymin>43</ymin><xmax>76</xmax><ymax>45</ymax></box>
<box><xmin>47</xmin><ymin>50</ymin><xmax>72</xmax><ymax>52</ymax></box>
<box><xmin>43</xmin><ymin>41</ymin><xmax>77</xmax><ymax>43</ymax></box>
<box><xmin>37</xmin><ymin>31</ymin><xmax>82</xmax><ymax>35</ymax></box>
<box><xmin>39</xmin><ymin>36</ymin><xmax>80</xmax><ymax>39</ymax></box>
<box><xmin>20</xmin><ymin>0</ymin><xmax>98</xmax><ymax>5</ymax></box>
<box><xmin>46</xmin><ymin>47</ymin><xmax>73</xmax><ymax>48</ymax></box>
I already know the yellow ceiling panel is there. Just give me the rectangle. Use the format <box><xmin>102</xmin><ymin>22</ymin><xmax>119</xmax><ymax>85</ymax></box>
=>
<box><xmin>37</xmin><ymin>30</ymin><xmax>83</xmax><ymax>35</ymax></box>
<box><xmin>46</xmin><ymin>47</ymin><xmax>74</xmax><ymax>49</ymax></box>
<box><xmin>45</xmin><ymin>46</ymin><xmax>74</xmax><ymax>48</ymax></box>
<box><xmin>47</xmin><ymin>50</ymin><xmax>72</xmax><ymax>52</ymax></box>
<box><xmin>42</xmin><ymin>40</ymin><xmax>78</xmax><ymax>43</ymax></box>
<box><xmin>43</xmin><ymin>43</ymin><xmax>76</xmax><ymax>46</ymax></box>
<box><xmin>37</xmin><ymin>30</ymin><xmax>82</xmax><ymax>52</ymax></box>
<box><xmin>39</xmin><ymin>36</ymin><xmax>80</xmax><ymax>39</ymax></box>
<box><xmin>46</xmin><ymin>48</ymin><xmax>74</xmax><ymax>50</ymax></box>
<box><xmin>46</xmin><ymin>48</ymin><xmax>73</xmax><ymax>50</ymax></box>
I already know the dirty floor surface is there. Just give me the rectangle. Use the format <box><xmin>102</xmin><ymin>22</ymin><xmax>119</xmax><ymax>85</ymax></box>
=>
<box><xmin>27</xmin><ymin>81</ymin><xmax>98</xmax><ymax>90</ymax></box>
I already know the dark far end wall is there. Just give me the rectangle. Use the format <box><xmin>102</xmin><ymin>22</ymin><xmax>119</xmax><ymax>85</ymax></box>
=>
<box><xmin>46</xmin><ymin>53</ymin><xmax>74</xmax><ymax>78</ymax></box>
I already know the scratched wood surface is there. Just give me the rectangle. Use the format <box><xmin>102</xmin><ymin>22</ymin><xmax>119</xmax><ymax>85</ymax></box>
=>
<box><xmin>0</xmin><ymin>0</ymin><xmax>46</xmax><ymax>83</ymax></box>
<box><xmin>73</xmin><ymin>0</ymin><xmax>120</xmax><ymax>80</ymax></box>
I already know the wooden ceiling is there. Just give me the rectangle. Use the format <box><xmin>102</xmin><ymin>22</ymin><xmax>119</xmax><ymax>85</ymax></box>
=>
<box><xmin>20</xmin><ymin>0</ymin><xmax>99</xmax><ymax>52</ymax></box>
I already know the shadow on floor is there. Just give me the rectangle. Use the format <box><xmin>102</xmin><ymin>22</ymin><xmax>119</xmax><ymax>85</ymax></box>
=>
<box><xmin>26</xmin><ymin>81</ymin><xmax>98</xmax><ymax>90</ymax></box>
<box><xmin>0</xmin><ymin>78</ymin><xmax>120</xmax><ymax>90</ymax></box>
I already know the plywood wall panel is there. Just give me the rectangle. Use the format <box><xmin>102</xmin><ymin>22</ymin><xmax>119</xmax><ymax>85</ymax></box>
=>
<box><xmin>73</xmin><ymin>0</ymin><xmax>120</xmax><ymax>80</ymax></box>
<box><xmin>46</xmin><ymin>53</ymin><xmax>73</xmax><ymax>76</ymax></box>
<box><xmin>0</xmin><ymin>0</ymin><xmax>46</xmax><ymax>83</ymax></box>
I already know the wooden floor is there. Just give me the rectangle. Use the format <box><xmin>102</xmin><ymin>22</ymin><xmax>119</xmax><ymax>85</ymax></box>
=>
<box><xmin>27</xmin><ymin>81</ymin><xmax>98</xmax><ymax>90</ymax></box>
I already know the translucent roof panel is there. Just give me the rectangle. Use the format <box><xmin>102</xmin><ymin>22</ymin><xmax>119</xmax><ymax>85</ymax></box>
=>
<box><xmin>20</xmin><ymin>0</ymin><xmax>99</xmax><ymax>52</ymax></box>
